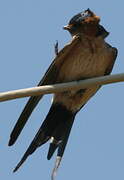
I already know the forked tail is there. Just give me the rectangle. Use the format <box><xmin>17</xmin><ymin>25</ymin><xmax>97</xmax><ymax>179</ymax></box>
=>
<box><xmin>13</xmin><ymin>103</ymin><xmax>76</xmax><ymax>173</ymax></box>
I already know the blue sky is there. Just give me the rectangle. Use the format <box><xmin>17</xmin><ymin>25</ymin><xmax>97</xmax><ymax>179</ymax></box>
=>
<box><xmin>0</xmin><ymin>0</ymin><xmax>124</xmax><ymax>180</ymax></box>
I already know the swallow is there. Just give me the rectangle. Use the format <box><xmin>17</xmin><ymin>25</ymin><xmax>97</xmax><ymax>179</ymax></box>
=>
<box><xmin>8</xmin><ymin>9</ymin><xmax>117</xmax><ymax>179</ymax></box>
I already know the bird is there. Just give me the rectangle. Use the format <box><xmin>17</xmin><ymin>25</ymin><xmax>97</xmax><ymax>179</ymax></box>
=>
<box><xmin>8</xmin><ymin>9</ymin><xmax>117</xmax><ymax>179</ymax></box>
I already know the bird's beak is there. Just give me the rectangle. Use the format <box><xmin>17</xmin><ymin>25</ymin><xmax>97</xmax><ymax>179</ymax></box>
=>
<box><xmin>63</xmin><ymin>24</ymin><xmax>72</xmax><ymax>30</ymax></box>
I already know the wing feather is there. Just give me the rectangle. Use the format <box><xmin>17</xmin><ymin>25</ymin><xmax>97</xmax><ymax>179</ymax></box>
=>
<box><xmin>8</xmin><ymin>36</ymin><xmax>80</xmax><ymax>146</ymax></box>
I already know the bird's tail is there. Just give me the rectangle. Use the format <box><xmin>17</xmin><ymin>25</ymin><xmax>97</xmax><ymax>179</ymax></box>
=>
<box><xmin>13</xmin><ymin>103</ymin><xmax>76</xmax><ymax>173</ymax></box>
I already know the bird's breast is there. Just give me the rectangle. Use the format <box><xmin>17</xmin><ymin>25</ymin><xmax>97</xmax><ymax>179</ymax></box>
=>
<box><xmin>57</xmin><ymin>39</ymin><xmax>113</xmax><ymax>82</ymax></box>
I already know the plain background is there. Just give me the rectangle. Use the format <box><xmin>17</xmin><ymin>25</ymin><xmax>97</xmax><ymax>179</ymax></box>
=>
<box><xmin>0</xmin><ymin>1</ymin><xmax>124</xmax><ymax>180</ymax></box>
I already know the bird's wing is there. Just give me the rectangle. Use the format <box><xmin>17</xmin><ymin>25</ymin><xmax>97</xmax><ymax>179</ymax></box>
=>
<box><xmin>104</xmin><ymin>46</ymin><xmax>118</xmax><ymax>75</ymax></box>
<box><xmin>8</xmin><ymin>35</ymin><xmax>80</xmax><ymax>146</ymax></box>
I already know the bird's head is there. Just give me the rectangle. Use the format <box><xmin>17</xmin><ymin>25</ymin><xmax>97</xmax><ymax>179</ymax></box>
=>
<box><xmin>64</xmin><ymin>9</ymin><xmax>102</xmax><ymax>38</ymax></box>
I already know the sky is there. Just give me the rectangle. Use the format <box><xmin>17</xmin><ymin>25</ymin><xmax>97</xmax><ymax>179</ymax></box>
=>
<box><xmin>0</xmin><ymin>0</ymin><xmax>124</xmax><ymax>180</ymax></box>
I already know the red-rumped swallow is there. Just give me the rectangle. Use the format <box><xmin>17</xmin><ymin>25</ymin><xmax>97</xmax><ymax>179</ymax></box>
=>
<box><xmin>8</xmin><ymin>9</ymin><xmax>117</xmax><ymax>179</ymax></box>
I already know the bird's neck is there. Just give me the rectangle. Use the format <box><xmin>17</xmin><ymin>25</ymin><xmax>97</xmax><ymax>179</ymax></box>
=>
<box><xmin>71</xmin><ymin>24</ymin><xmax>109</xmax><ymax>40</ymax></box>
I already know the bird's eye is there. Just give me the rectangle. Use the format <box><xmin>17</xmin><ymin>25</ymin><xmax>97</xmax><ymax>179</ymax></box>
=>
<box><xmin>81</xmin><ymin>11</ymin><xmax>89</xmax><ymax>18</ymax></box>
<box><xmin>79</xmin><ymin>10</ymin><xmax>91</xmax><ymax>21</ymax></box>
